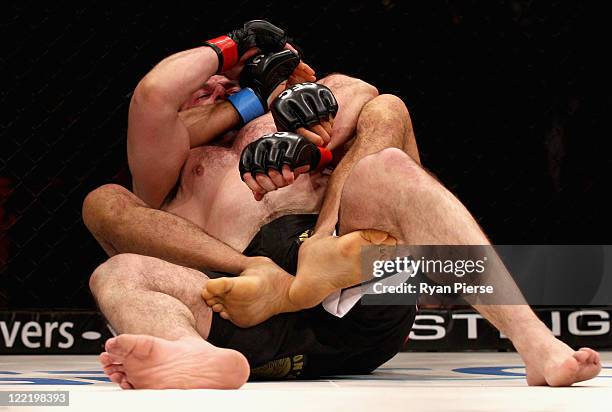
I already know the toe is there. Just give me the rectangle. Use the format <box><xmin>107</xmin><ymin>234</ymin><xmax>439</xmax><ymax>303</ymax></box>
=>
<box><xmin>206</xmin><ymin>278</ymin><xmax>234</xmax><ymax>297</ymax></box>
<box><xmin>105</xmin><ymin>338</ymin><xmax>117</xmax><ymax>353</ymax></box>
<box><xmin>362</xmin><ymin>229</ymin><xmax>396</xmax><ymax>245</ymax></box>
<box><xmin>212</xmin><ymin>303</ymin><xmax>225</xmax><ymax>312</ymax></box>
<box><xmin>99</xmin><ymin>352</ymin><xmax>114</xmax><ymax>367</ymax></box>
<box><xmin>205</xmin><ymin>297</ymin><xmax>220</xmax><ymax>306</ymax></box>
<box><xmin>120</xmin><ymin>376</ymin><xmax>134</xmax><ymax>390</ymax></box>
<box><xmin>104</xmin><ymin>364</ymin><xmax>125</xmax><ymax>375</ymax></box>
<box><xmin>220</xmin><ymin>311</ymin><xmax>231</xmax><ymax>320</ymax></box>
<box><xmin>108</xmin><ymin>372</ymin><xmax>125</xmax><ymax>384</ymax></box>
<box><xmin>579</xmin><ymin>348</ymin><xmax>601</xmax><ymax>364</ymax></box>
<box><xmin>574</xmin><ymin>349</ymin><xmax>590</xmax><ymax>363</ymax></box>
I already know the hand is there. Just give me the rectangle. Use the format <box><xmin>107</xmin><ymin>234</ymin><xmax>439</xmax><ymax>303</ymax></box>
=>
<box><xmin>239</xmin><ymin>132</ymin><xmax>331</xmax><ymax>201</ymax></box>
<box><xmin>271</xmin><ymin>83</ymin><xmax>338</xmax><ymax>147</ymax></box>
<box><xmin>204</xmin><ymin>20</ymin><xmax>287</xmax><ymax>73</ymax></box>
<box><xmin>296</xmin><ymin>116</ymin><xmax>334</xmax><ymax>147</ymax></box>
<box><xmin>224</xmin><ymin>48</ymin><xmax>260</xmax><ymax>81</ymax></box>
<box><xmin>284</xmin><ymin>43</ymin><xmax>316</xmax><ymax>85</ymax></box>
<box><xmin>227</xmin><ymin>50</ymin><xmax>300</xmax><ymax>125</ymax></box>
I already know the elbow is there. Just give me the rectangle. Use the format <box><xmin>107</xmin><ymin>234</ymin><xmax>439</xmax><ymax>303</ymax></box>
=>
<box><xmin>132</xmin><ymin>75</ymin><xmax>173</xmax><ymax>109</ymax></box>
<box><xmin>357</xmin><ymin>80</ymin><xmax>379</xmax><ymax>102</ymax></box>
<box><xmin>323</xmin><ymin>73</ymin><xmax>379</xmax><ymax>102</ymax></box>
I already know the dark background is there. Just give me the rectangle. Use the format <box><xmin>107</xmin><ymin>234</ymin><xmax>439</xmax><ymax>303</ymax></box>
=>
<box><xmin>1</xmin><ymin>1</ymin><xmax>610</xmax><ymax>309</ymax></box>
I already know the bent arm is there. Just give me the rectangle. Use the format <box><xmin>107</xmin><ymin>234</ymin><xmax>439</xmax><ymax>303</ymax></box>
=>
<box><xmin>128</xmin><ymin>46</ymin><xmax>239</xmax><ymax>208</ymax></box>
<box><xmin>317</xmin><ymin>74</ymin><xmax>379</xmax><ymax>151</ymax></box>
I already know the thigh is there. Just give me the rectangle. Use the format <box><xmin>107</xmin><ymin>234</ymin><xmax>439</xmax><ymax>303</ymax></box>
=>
<box><xmin>337</xmin><ymin>149</ymin><xmax>417</xmax><ymax>238</ymax></box>
<box><xmin>137</xmin><ymin>255</ymin><xmax>209</xmax><ymax>310</ymax></box>
<box><xmin>99</xmin><ymin>253</ymin><xmax>212</xmax><ymax>334</ymax></box>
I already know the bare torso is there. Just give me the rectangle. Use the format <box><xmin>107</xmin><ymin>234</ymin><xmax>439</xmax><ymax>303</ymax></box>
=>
<box><xmin>163</xmin><ymin>112</ymin><xmax>329</xmax><ymax>251</ymax></box>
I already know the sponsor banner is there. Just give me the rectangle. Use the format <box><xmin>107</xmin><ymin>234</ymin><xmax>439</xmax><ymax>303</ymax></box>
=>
<box><xmin>0</xmin><ymin>311</ymin><xmax>113</xmax><ymax>354</ymax></box>
<box><xmin>1</xmin><ymin>308</ymin><xmax>610</xmax><ymax>354</ymax></box>
<box><xmin>407</xmin><ymin>307</ymin><xmax>612</xmax><ymax>351</ymax></box>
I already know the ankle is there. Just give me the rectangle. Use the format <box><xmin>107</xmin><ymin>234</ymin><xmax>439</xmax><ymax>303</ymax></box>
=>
<box><xmin>509</xmin><ymin>321</ymin><xmax>553</xmax><ymax>351</ymax></box>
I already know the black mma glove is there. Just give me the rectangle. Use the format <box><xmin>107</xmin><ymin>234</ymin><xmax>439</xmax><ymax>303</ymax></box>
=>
<box><xmin>203</xmin><ymin>20</ymin><xmax>287</xmax><ymax>73</ymax></box>
<box><xmin>239</xmin><ymin>132</ymin><xmax>332</xmax><ymax>180</ymax></box>
<box><xmin>227</xmin><ymin>50</ymin><xmax>300</xmax><ymax>124</ymax></box>
<box><xmin>271</xmin><ymin>82</ymin><xmax>339</xmax><ymax>132</ymax></box>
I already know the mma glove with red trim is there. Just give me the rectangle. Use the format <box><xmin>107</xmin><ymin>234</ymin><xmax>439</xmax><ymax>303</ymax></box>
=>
<box><xmin>239</xmin><ymin>132</ymin><xmax>332</xmax><ymax>180</ymax></box>
<box><xmin>203</xmin><ymin>20</ymin><xmax>287</xmax><ymax>73</ymax></box>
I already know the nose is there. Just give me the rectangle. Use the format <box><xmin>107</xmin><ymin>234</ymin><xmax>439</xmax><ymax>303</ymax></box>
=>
<box><xmin>213</xmin><ymin>84</ymin><xmax>227</xmax><ymax>101</ymax></box>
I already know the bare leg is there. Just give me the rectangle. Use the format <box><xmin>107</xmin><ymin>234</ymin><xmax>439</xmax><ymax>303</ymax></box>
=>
<box><xmin>83</xmin><ymin>184</ymin><xmax>248</xmax><ymax>274</ymax></box>
<box><xmin>90</xmin><ymin>254</ymin><xmax>249</xmax><ymax>389</ymax></box>
<box><xmin>334</xmin><ymin>147</ymin><xmax>601</xmax><ymax>386</ymax></box>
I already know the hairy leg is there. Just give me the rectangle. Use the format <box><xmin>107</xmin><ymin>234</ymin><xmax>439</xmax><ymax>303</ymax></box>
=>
<box><xmin>335</xmin><ymin>148</ymin><xmax>601</xmax><ymax>386</ymax></box>
<box><xmin>83</xmin><ymin>184</ymin><xmax>248</xmax><ymax>274</ymax></box>
<box><xmin>90</xmin><ymin>254</ymin><xmax>249</xmax><ymax>389</ymax></box>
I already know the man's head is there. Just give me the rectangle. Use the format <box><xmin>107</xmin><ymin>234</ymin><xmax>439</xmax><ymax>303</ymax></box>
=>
<box><xmin>181</xmin><ymin>75</ymin><xmax>240</xmax><ymax>110</ymax></box>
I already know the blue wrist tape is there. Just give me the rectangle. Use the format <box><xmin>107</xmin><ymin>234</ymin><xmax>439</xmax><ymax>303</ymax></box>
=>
<box><xmin>227</xmin><ymin>88</ymin><xmax>265</xmax><ymax>124</ymax></box>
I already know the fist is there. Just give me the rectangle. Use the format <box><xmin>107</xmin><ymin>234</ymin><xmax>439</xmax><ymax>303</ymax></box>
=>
<box><xmin>239</xmin><ymin>132</ymin><xmax>332</xmax><ymax>201</ymax></box>
<box><xmin>229</xmin><ymin>20</ymin><xmax>287</xmax><ymax>58</ymax></box>
<box><xmin>204</xmin><ymin>20</ymin><xmax>287</xmax><ymax>73</ymax></box>
<box><xmin>271</xmin><ymin>83</ymin><xmax>338</xmax><ymax>146</ymax></box>
<box><xmin>240</xmin><ymin>50</ymin><xmax>300</xmax><ymax>108</ymax></box>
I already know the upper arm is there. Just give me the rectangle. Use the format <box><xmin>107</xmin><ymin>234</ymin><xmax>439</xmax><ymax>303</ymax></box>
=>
<box><xmin>127</xmin><ymin>82</ymin><xmax>191</xmax><ymax>209</ymax></box>
<box><xmin>317</xmin><ymin>74</ymin><xmax>379</xmax><ymax>151</ymax></box>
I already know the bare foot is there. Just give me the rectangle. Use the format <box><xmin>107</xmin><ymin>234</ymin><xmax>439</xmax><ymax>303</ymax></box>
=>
<box><xmin>289</xmin><ymin>229</ymin><xmax>396</xmax><ymax>309</ymax></box>
<box><xmin>202</xmin><ymin>230</ymin><xmax>394</xmax><ymax>327</ymax></box>
<box><xmin>99</xmin><ymin>334</ymin><xmax>249</xmax><ymax>389</ymax></box>
<box><xmin>514</xmin><ymin>330</ymin><xmax>601</xmax><ymax>386</ymax></box>
<box><xmin>202</xmin><ymin>257</ymin><xmax>298</xmax><ymax>327</ymax></box>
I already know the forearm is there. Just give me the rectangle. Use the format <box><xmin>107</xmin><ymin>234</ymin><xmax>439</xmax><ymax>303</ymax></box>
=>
<box><xmin>84</xmin><ymin>185</ymin><xmax>252</xmax><ymax>274</ymax></box>
<box><xmin>318</xmin><ymin>74</ymin><xmax>379</xmax><ymax>151</ymax></box>
<box><xmin>178</xmin><ymin>101</ymin><xmax>241</xmax><ymax>148</ymax></box>
<box><xmin>137</xmin><ymin>46</ymin><xmax>219</xmax><ymax>109</ymax></box>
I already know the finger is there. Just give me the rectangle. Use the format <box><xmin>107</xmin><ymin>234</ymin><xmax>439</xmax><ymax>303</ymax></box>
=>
<box><xmin>298</xmin><ymin>61</ymin><xmax>315</xmax><ymax>76</ymax></box>
<box><xmin>281</xmin><ymin>164</ymin><xmax>295</xmax><ymax>184</ymax></box>
<box><xmin>253</xmin><ymin>191</ymin><xmax>264</xmax><ymax>201</ymax></box>
<box><xmin>294</xmin><ymin>63</ymin><xmax>315</xmax><ymax>79</ymax></box>
<box><xmin>284</xmin><ymin>43</ymin><xmax>297</xmax><ymax>53</ymax></box>
<box><xmin>294</xmin><ymin>165</ymin><xmax>311</xmax><ymax>178</ymax></box>
<box><xmin>255</xmin><ymin>173</ymin><xmax>277</xmax><ymax>192</ymax></box>
<box><xmin>297</xmin><ymin>127</ymin><xmax>324</xmax><ymax>146</ymax></box>
<box><xmin>267</xmin><ymin>168</ymin><xmax>288</xmax><ymax>188</ymax></box>
<box><xmin>320</xmin><ymin>119</ymin><xmax>333</xmax><ymax>137</ymax></box>
<box><xmin>241</xmin><ymin>48</ymin><xmax>261</xmax><ymax>62</ymax></box>
<box><xmin>309</xmin><ymin>124</ymin><xmax>331</xmax><ymax>145</ymax></box>
<box><xmin>289</xmin><ymin>68</ymin><xmax>315</xmax><ymax>85</ymax></box>
<box><xmin>293</xmin><ymin>67</ymin><xmax>316</xmax><ymax>82</ymax></box>
<box><xmin>243</xmin><ymin>173</ymin><xmax>265</xmax><ymax>195</ymax></box>
<box><xmin>328</xmin><ymin>113</ymin><xmax>335</xmax><ymax>128</ymax></box>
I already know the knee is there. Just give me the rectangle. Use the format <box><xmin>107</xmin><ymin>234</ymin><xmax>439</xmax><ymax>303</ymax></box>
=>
<box><xmin>355</xmin><ymin>148</ymin><xmax>424</xmax><ymax>185</ymax></box>
<box><xmin>361</xmin><ymin>94</ymin><xmax>412</xmax><ymax>129</ymax></box>
<box><xmin>82</xmin><ymin>184</ymin><xmax>133</xmax><ymax>233</ymax></box>
<box><xmin>89</xmin><ymin>253</ymin><xmax>146</xmax><ymax>299</ymax></box>
<box><xmin>319</xmin><ymin>73</ymin><xmax>379</xmax><ymax>99</ymax></box>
